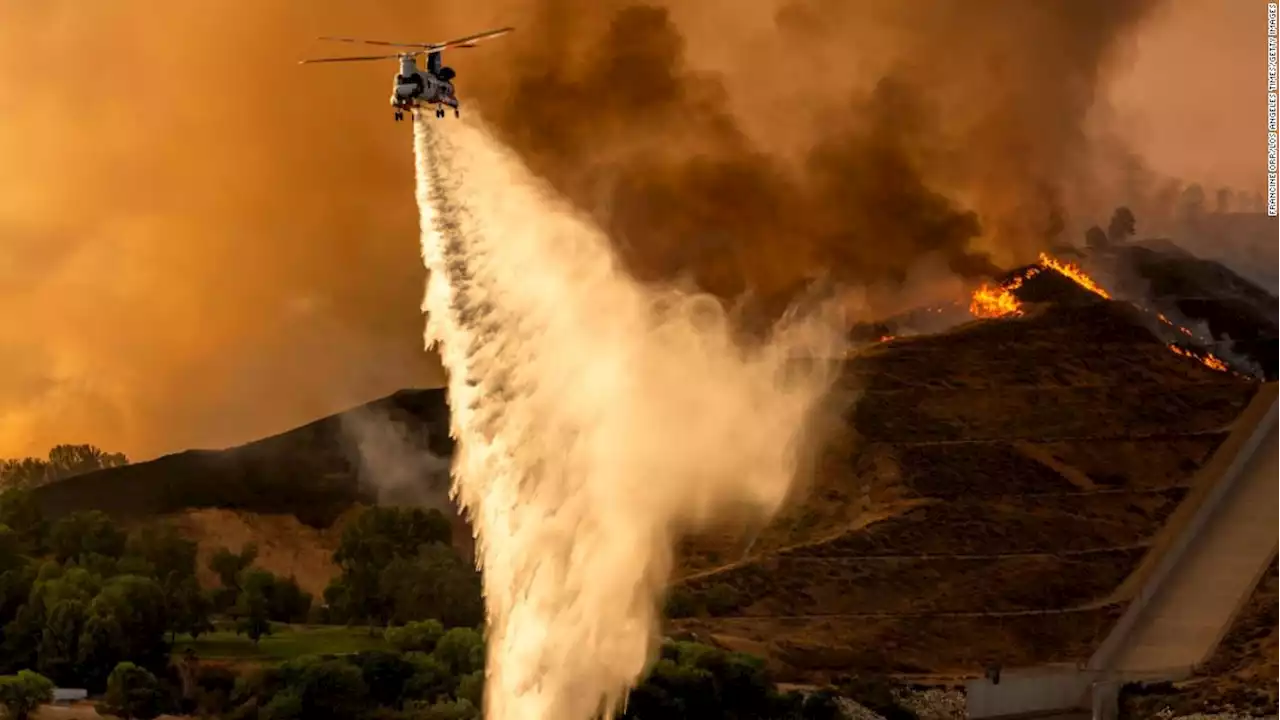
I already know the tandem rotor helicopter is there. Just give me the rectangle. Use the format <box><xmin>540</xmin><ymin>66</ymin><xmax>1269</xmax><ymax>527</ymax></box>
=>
<box><xmin>300</xmin><ymin>26</ymin><xmax>513</xmax><ymax>122</ymax></box>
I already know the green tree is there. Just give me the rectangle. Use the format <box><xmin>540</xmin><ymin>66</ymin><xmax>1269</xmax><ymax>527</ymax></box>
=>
<box><xmin>100</xmin><ymin>662</ymin><xmax>165</xmax><ymax>720</ymax></box>
<box><xmin>125</xmin><ymin>524</ymin><xmax>197</xmax><ymax>582</ymax></box>
<box><xmin>209</xmin><ymin>543</ymin><xmax>258</xmax><ymax>611</ymax></box>
<box><xmin>3</xmin><ymin>565</ymin><xmax>102</xmax><ymax>676</ymax></box>
<box><xmin>349</xmin><ymin>651</ymin><xmax>417</xmax><ymax>708</ymax></box>
<box><xmin>125</xmin><ymin>523</ymin><xmax>204</xmax><ymax>642</ymax></box>
<box><xmin>0</xmin><ymin>525</ymin><xmax>22</xmax><ymax>574</ymax></box>
<box><xmin>386</xmin><ymin>619</ymin><xmax>445</xmax><ymax>653</ymax></box>
<box><xmin>622</xmin><ymin>641</ymin><xmax>786</xmax><ymax>720</ymax></box>
<box><xmin>0</xmin><ymin>670</ymin><xmax>54</xmax><ymax>720</ymax></box>
<box><xmin>268</xmin><ymin>575</ymin><xmax>313</xmax><ymax>623</ymax></box>
<box><xmin>276</xmin><ymin>657</ymin><xmax>369</xmax><ymax>720</ymax></box>
<box><xmin>335</xmin><ymin>507</ymin><xmax>453</xmax><ymax>571</ymax></box>
<box><xmin>0</xmin><ymin>445</ymin><xmax>128</xmax><ymax>490</ymax></box>
<box><xmin>702</xmin><ymin>583</ymin><xmax>742</xmax><ymax>616</ymax></box>
<box><xmin>403</xmin><ymin>653</ymin><xmax>456</xmax><ymax>704</ymax></box>
<box><xmin>234</xmin><ymin>569</ymin><xmax>274</xmax><ymax>646</ymax></box>
<box><xmin>409</xmin><ymin>699</ymin><xmax>480</xmax><ymax>720</ymax></box>
<box><xmin>432</xmin><ymin>627</ymin><xmax>484</xmax><ymax>677</ymax></box>
<box><xmin>77</xmin><ymin>575</ymin><xmax>170</xmax><ymax>691</ymax></box>
<box><xmin>329</xmin><ymin>507</ymin><xmax>454</xmax><ymax>627</ymax></box>
<box><xmin>46</xmin><ymin>444</ymin><xmax>128</xmax><ymax>479</ymax></box>
<box><xmin>166</xmin><ymin>576</ymin><xmax>214</xmax><ymax>642</ymax></box>
<box><xmin>455</xmin><ymin>670</ymin><xmax>484</xmax><ymax>708</ymax></box>
<box><xmin>50</xmin><ymin>510</ymin><xmax>126</xmax><ymax>564</ymax></box>
<box><xmin>36</xmin><ymin>598</ymin><xmax>88</xmax><ymax>686</ymax></box>
<box><xmin>381</xmin><ymin>544</ymin><xmax>483</xmax><ymax>628</ymax></box>
<box><xmin>0</xmin><ymin>458</ymin><xmax>51</xmax><ymax>489</ymax></box>
<box><xmin>0</xmin><ymin>487</ymin><xmax>44</xmax><ymax>553</ymax></box>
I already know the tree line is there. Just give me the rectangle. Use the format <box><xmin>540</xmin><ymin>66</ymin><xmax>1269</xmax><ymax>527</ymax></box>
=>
<box><xmin>0</xmin><ymin>444</ymin><xmax>129</xmax><ymax>490</ymax></box>
<box><xmin>0</xmin><ymin>484</ymin><xmax>879</xmax><ymax>719</ymax></box>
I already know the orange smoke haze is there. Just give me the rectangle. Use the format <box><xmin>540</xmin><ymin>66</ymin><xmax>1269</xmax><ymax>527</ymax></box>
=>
<box><xmin>0</xmin><ymin>0</ymin><xmax>1264</xmax><ymax>459</ymax></box>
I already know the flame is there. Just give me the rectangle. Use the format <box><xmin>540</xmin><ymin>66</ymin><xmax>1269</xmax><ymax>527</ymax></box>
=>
<box><xmin>1037</xmin><ymin>253</ymin><xmax>1112</xmax><ymax>299</ymax></box>
<box><xmin>960</xmin><ymin>253</ymin><xmax>1244</xmax><ymax>377</ymax></box>
<box><xmin>969</xmin><ymin>267</ymin><xmax>1038</xmax><ymax>319</ymax></box>
<box><xmin>1168</xmin><ymin>344</ymin><xmax>1230</xmax><ymax>373</ymax></box>
<box><xmin>970</xmin><ymin>284</ymin><xmax>1020</xmax><ymax>318</ymax></box>
<box><xmin>878</xmin><ymin>335</ymin><xmax>896</xmax><ymax>343</ymax></box>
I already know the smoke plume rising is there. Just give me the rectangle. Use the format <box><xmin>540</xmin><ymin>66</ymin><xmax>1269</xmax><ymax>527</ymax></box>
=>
<box><xmin>415</xmin><ymin>116</ymin><xmax>844</xmax><ymax>719</ymax></box>
<box><xmin>340</xmin><ymin>407</ymin><xmax>452</xmax><ymax>511</ymax></box>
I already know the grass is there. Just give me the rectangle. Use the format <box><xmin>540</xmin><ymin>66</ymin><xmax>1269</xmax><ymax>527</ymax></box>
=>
<box><xmin>172</xmin><ymin>623</ymin><xmax>390</xmax><ymax>663</ymax></box>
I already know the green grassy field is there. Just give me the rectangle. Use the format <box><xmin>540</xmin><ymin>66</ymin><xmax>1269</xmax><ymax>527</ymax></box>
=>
<box><xmin>173</xmin><ymin>623</ymin><xmax>390</xmax><ymax>663</ymax></box>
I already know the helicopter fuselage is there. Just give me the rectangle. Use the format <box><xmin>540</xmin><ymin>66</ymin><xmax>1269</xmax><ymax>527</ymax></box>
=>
<box><xmin>390</xmin><ymin>53</ymin><xmax>458</xmax><ymax>120</ymax></box>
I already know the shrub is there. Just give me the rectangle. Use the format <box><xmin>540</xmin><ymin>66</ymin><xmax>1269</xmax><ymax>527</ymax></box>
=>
<box><xmin>386</xmin><ymin>619</ymin><xmax>446</xmax><ymax>653</ymax></box>
<box><xmin>0</xmin><ymin>670</ymin><xmax>54</xmax><ymax>720</ymax></box>
<box><xmin>100</xmin><ymin>662</ymin><xmax>166</xmax><ymax>720</ymax></box>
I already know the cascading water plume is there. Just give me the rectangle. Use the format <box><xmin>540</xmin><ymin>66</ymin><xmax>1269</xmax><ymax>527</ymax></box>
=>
<box><xmin>413</xmin><ymin>116</ymin><xmax>847</xmax><ymax>720</ymax></box>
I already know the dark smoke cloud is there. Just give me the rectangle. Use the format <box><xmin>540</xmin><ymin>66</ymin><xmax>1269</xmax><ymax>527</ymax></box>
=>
<box><xmin>0</xmin><ymin>0</ymin><xmax>1174</xmax><ymax>458</ymax></box>
<box><xmin>472</xmin><ymin>0</ymin><xmax>1165</xmax><ymax>310</ymax></box>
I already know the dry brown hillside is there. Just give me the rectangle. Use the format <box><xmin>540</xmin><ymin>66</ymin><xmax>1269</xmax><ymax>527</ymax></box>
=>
<box><xmin>667</xmin><ymin>258</ymin><xmax>1268</xmax><ymax>683</ymax></box>
<box><xmin>164</xmin><ymin>508</ymin><xmax>348</xmax><ymax>598</ymax></box>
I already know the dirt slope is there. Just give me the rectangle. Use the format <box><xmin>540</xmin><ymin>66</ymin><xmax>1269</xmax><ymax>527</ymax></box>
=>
<box><xmin>164</xmin><ymin>508</ymin><xmax>347</xmax><ymax>598</ymax></box>
<box><xmin>670</xmin><ymin>284</ymin><xmax>1261</xmax><ymax>682</ymax></box>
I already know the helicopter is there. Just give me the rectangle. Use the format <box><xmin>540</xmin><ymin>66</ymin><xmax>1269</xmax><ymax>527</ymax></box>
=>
<box><xmin>300</xmin><ymin>27</ymin><xmax>513</xmax><ymax>122</ymax></box>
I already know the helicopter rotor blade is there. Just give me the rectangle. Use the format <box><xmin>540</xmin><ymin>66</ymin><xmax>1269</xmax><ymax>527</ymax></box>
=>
<box><xmin>318</xmin><ymin>36</ymin><xmax>435</xmax><ymax>49</ymax></box>
<box><xmin>314</xmin><ymin>26</ymin><xmax>514</xmax><ymax>53</ymax></box>
<box><xmin>298</xmin><ymin>52</ymin><xmax>415</xmax><ymax>65</ymax></box>
<box><xmin>427</xmin><ymin>26</ymin><xmax>514</xmax><ymax>51</ymax></box>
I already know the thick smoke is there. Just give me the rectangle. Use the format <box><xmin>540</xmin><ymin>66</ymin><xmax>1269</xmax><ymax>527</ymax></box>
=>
<box><xmin>473</xmin><ymin>0</ymin><xmax>1166</xmax><ymax>310</ymax></box>
<box><xmin>415</xmin><ymin>116</ymin><xmax>844</xmax><ymax>719</ymax></box>
<box><xmin>4</xmin><ymin>0</ymin><xmax>1256</xmax><ymax>459</ymax></box>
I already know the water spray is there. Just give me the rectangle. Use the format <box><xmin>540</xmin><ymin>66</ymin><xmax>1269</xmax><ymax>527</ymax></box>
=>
<box><xmin>414</xmin><ymin>117</ymin><xmax>845</xmax><ymax>720</ymax></box>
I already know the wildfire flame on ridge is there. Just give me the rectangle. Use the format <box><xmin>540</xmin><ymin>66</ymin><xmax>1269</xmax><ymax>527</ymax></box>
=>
<box><xmin>1036</xmin><ymin>252</ymin><xmax>1112</xmax><ymax>299</ymax></box>
<box><xmin>970</xmin><ymin>267</ymin><xmax>1040</xmax><ymax>318</ymax></box>
<box><xmin>1168</xmin><ymin>344</ymin><xmax>1230</xmax><ymax>372</ymax></box>
<box><xmin>965</xmin><ymin>253</ymin><xmax>1235</xmax><ymax>375</ymax></box>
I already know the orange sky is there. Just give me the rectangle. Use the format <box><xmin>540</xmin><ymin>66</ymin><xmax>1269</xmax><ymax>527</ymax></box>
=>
<box><xmin>0</xmin><ymin>0</ymin><xmax>1269</xmax><ymax>460</ymax></box>
<box><xmin>1107</xmin><ymin>0</ymin><xmax>1270</xmax><ymax>190</ymax></box>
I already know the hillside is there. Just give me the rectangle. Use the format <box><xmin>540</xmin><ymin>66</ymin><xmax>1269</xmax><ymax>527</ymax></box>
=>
<box><xmin>27</xmin><ymin>244</ymin><xmax>1276</xmax><ymax>698</ymax></box>
<box><xmin>28</xmin><ymin>388</ymin><xmax>464</xmax><ymax>590</ymax></box>
<box><xmin>30</xmin><ymin>389</ymin><xmax>456</xmax><ymax>528</ymax></box>
<box><xmin>670</xmin><ymin>294</ymin><xmax>1261</xmax><ymax>681</ymax></box>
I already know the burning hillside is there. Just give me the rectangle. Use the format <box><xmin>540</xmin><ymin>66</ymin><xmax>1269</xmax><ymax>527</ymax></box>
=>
<box><xmin>970</xmin><ymin>267</ymin><xmax>1041</xmax><ymax>319</ymax></box>
<box><xmin>867</xmin><ymin>246</ymin><xmax>1267</xmax><ymax>379</ymax></box>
